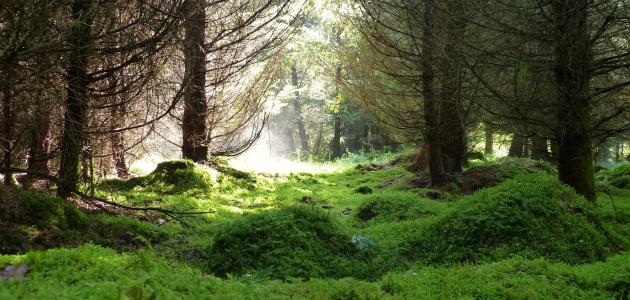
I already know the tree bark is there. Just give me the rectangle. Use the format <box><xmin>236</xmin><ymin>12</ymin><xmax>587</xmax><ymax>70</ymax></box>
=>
<box><xmin>531</xmin><ymin>136</ymin><xmax>549</xmax><ymax>160</ymax></box>
<box><xmin>553</xmin><ymin>0</ymin><xmax>596</xmax><ymax>201</ymax></box>
<box><xmin>182</xmin><ymin>0</ymin><xmax>208</xmax><ymax>162</ymax></box>
<box><xmin>484</xmin><ymin>123</ymin><xmax>494</xmax><ymax>155</ymax></box>
<box><xmin>291</xmin><ymin>63</ymin><xmax>309</xmax><ymax>154</ymax></box>
<box><xmin>331</xmin><ymin>114</ymin><xmax>342</xmax><ymax>158</ymax></box>
<box><xmin>27</xmin><ymin>98</ymin><xmax>52</xmax><ymax>177</ymax></box>
<box><xmin>421</xmin><ymin>0</ymin><xmax>446</xmax><ymax>185</ymax></box>
<box><xmin>111</xmin><ymin>104</ymin><xmax>129</xmax><ymax>178</ymax></box>
<box><xmin>439</xmin><ymin>0</ymin><xmax>467</xmax><ymax>173</ymax></box>
<box><xmin>508</xmin><ymin>134</ymin><xmax>525</xmax><ymax>157</ymax></box>
<box><xmin>58</xmin><ymin>0</ymin><xmax>94</xmax><ymax>197</ymax></box>
<box><xmin>1</xmin><ymin>62</ymin><xmax>15</xmax><ymax>186</ymax></box>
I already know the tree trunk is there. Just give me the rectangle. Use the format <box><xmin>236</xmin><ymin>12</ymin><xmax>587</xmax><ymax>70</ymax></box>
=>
<box><xmin>331</xmin><ymin>114</ymin><xmax>342</xmax><ymax>158</ymax></box>
<box><xmin>57</xmin><ymin>0</ymin><xmax>94</xmax><ymax>197</ymax></box>
<box><xmin>1</xmin><ymin>63</ymin><xmax>15</xmax><ymax>186</ymax></box>
<box><xmin>508</xmin><ymin>134</ymin><xmax>525</xmax><ymax>157</ymax></box>
<box><xmin>408</xmin><ymin>143</ymin><xmax>428</xmax><ymax>172</ymax></box>
<box><xmin>439</xmin><ymin>0</ymin><xmax>467</xmax><ymax>173</ymax></box>
<box><xmin>531</xmin><ymin>136</ymin><xmax>549</xmax><ymax>160</ymax></box>
<box><xmin>550</xmin><ymin>139</ymin><xmax>559</xmax><ymax>162</ymax></box>
<box><xmin>553</xmin><ymin>0</ymin><xmax>596</xmax><ymax>201</ymax></box>
<box><xmin>291</xmin><ymin>63</ymin><xmax>309</xmax><ymax>154</ymax></box>
<box><xmin>421</xmin><ymin>0</ymin><xmax>446</xmax><ymax>185</ymax></box>
<box><xmin>484</xmin><ymin>123</ymin><xmax>494</xmax><ymax>155</ymax></box>
<box><xmin>111</xmin><ymin>104</ymin><xmax>129</xmax><ymax>178</ymax></box>
<box><xmin>26</xmin><ymin>98</ymin><xmax>52</xmax><ymax>178</ymax></box>
<box><xmin>182</xmin><ymin>0</ymin><xmax>208</xmax><ymax>162</ymax></box>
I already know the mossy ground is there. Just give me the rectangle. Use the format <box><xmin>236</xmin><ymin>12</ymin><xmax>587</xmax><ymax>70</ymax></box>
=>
<box><xmin>1</xmin><ymin>154</ymin><xmax>630</xmax><ymax>299</ymax></box>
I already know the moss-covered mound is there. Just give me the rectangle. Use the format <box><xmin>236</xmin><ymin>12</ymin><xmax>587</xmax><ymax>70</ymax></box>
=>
<box><xmin>0</xmin><ymin>186</ymin><xmax>88</xmax><ymax>254</ymax></box>
<box><xmin>457</xmin><ymin>157</ymin><xmax>556</xmax><ymax>193</ymax></box>
<box><xmin>606</xmin><ymin>164</ymin><xmax>630</xmax><ymax>189</ymax></box>
<box><xmin>207</xmin><ymin>206</ymin><xmax>363</xmax><ymax>279</ymax></box>
<box><xmin>99</xmin><ymin>160</ymin><xmax>213</xmax><ymax>194</ymax></box>
<box><xmin>408</xmin><ymin>175</ymin><xmax>623</xmax><ymax>264</ymax></box>
<box><xmin>356</xmin><ymin>192</ymin><xmax>441</xmax><ymax>223</ymax></box>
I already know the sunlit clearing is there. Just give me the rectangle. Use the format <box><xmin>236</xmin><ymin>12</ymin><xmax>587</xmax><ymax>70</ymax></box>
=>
<box><xmin>229</xmin><ymin>131</ymin><xmax>339</xmax><ymax>174</ymax></box>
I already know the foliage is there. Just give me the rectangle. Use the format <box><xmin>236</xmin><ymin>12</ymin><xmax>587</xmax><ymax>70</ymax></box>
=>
<box><xmin>206</xmin><ymin>206</ymin><xmax>365</xmax><ymax>280</ymax></box>
<box><xmin>407</xmin><ymin>175</ymin><xmax>624</xmax><ymax>264</ymax></box>
<box><xmin>605</xmin><ymin>163</ymin><xmax>630</xmax><ymax>189</ymax></box>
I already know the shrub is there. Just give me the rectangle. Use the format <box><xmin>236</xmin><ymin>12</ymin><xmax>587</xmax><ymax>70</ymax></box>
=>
<box><xmin>207</xmin><ymin>206</ymin><xmax>364</xmax><ymax>279</ymax></box>
<box><xmin>407</xmin><ymin>175</ymin><xmax>623</xmax><ymax>264</ymax></box>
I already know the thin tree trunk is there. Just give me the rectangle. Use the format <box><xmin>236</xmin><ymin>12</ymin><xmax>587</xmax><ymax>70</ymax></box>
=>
<box><xmin>182</xmin><ymin>0</ymin><xmax>208</xmax><ymax>162</ymax></box>
<box><xmin>421</xmin><ymin>0</ymin><xmax>446</xmax><ymax>185</ymax></box>
<box><xmin>111</xmin><ymin>104</ymin><xmax>129</xmax><ymax>178</ymax></box>
<box><xmin>484</xmin><ymin>123</ymin><xmax>494</xmax><ymax>155</ymax></box>
<box><xmin>27</xmin><ymin>98</ymin><xmax>52</xmax><ymax>178</ymax></box>
<box><xmin>291</xmin><ymin>63</ymin><xmax>309</xmax><ymax>154</ymax></box>
<box><xmin>58</xmin><ymin>0</ymin><xmax>94</xmax><ymax>197</ymax></box>
<box><xmin>1</xmin><ymin>63</ymin><xmax>15</xmax><ymax>186</ymax></box>
<box><xmin>553</xmin><ymin>0</ymin><xmax>596</xmax><ymax>201</ymax></box>
<box><xmin>331</xmin><ymin>114</ymin><xmax>342</xmax><ymax>158</ymax></box>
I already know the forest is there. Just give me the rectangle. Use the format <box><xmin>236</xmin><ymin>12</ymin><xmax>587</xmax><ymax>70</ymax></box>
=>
<box><xmin>1</xmin><ymin>0</ymin><xmax>630</xmax><ymax>298</ymax></box>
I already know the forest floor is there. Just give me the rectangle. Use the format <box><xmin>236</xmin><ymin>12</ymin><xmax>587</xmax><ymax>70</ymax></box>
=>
<box><xmin>1</xmin><ymin>152</ymin><xmax>630</xmax><ymax>299</ymax></box>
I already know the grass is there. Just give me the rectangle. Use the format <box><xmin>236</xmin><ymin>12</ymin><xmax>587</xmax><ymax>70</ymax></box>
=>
<box><xmin>1</xmin><ymin>153</ymin><xmax>630</xmax><ymax>298</ymax></box>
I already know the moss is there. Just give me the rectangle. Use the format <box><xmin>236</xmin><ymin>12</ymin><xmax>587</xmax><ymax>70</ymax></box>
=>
<box><xmin>99</xmin><ymin>160</ymin><xmax>213</xmax><ymax>194</ymax></box>
<box><xmin>407</xmin><ymin>175</ymin><xmax>624</xmax><ymax>264</ymax></box>
<box><xmin>0</xmin><ymin>186</ymin><xmax>89</xmax><ymax>254</ymax></box>
<box><xmin>356</xmin><ymin>192</ymin><xmax>440</xmax><ymax>223</ymax></box>
<box><xmin>206</xmin><ymin>206</ymin><xmax>365</xmax><ymax>279</ymax></box>
<box><xmin>458</xmin><ymin>157</ymin><xmax>557</xmax><ymax>193</ymax></box>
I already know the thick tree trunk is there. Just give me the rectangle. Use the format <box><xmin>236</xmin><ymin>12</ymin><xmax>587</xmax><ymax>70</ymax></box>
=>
<box><xmin>508</xmin><ymin>134</ymin><xmax>525</xmax><ymax>157</ymax></box>
<box><xmin>58</xmin><ymin>0</ymin><xmax>94</xmax><ymax>197</ymax></box>
<box><xmin>553</xmin><ymin>0</ymin><xmax>596</xmax><ymax>201</ymax></box>
<box><xmin>439</xmin><ymin>0</ymin><xmax>467</xmax><ymax>173</ymax></box>
<box><xmin>421</xmin><ymin>0</ymin><xmax>446</xmax><ymax>185</ymax></box>
<box><xmin>408</xmin><ymin>143</ymin><xmax>428</xmax><ymax>172</ymax></box>
<box><xmin>484</xmin><ymin>123</ymin><xmax>494</xmax><ymax>155</ymax></box>
<box><xmin>531</xmin><ymin>136</ymin><xmax>549</xmax><ymax>160</ymax></box>
<box><xmin>291</xmin><ymin>63</ymin><xmax>309</xmax><ymax>154</ymax></box>
<box><xmin>182</xmin><ymin>0</ymin><xmax>208</xmax><ymax>162</ymax></box>
<box><xmin>111</xmin><ymin>104</ymin><xmax>129</xmax><ymax>178</ymax></box>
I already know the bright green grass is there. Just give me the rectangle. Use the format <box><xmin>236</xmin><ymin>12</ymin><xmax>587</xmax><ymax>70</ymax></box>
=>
<box><xmin>0</xmin><ymin>244</ymin><xmax>628</xmax><ymax>299</ymax></box>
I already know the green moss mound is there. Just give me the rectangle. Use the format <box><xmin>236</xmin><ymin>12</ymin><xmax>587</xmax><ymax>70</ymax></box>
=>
<box><xmin>606</xmin><ymin>164</ymin><xmax>630</xmax><ymax>189</ymax></box>
<box><xmin>0</xmin><ymin>186</ymin><xmax>88</xmax><ymax>254</ymax></box>
<box><xmin>207</xmin><ymin>206</ymin><xmax>363</xmax><ymax>279</ymax></box>
<box><xmin>356</xmin><ymin>192</ymin><xmax>440</xmax><ymax>223</ymax></box>
<box><xmin>99</xmin><ymin>160</ymin><xmax>213</xmax><ymax>194</ymax></box>
<box><xmin>408</xmin><ymin>175</ymin><xmax>622</xmax><ymax>264</ymax></box>
<box><xmin>458</xmin><ymin>157</ymin><xmax>556</xmax><ymax>193</ymax></box>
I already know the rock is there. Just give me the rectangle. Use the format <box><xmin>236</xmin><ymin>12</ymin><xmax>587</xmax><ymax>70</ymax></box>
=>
<box><xmin>1</xmin><ymin>263</ymin><xmax>29</xmax><ymax>281</ymax></box>
<box><xmin>322</xmin><ymin>203</ymin><xmax>333</xmax><ymax>209</ymax></box>
<box><xmin>425</xmin><ymin>191</ymin><xmax>442</xmax><ymax>200</ymax></box>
